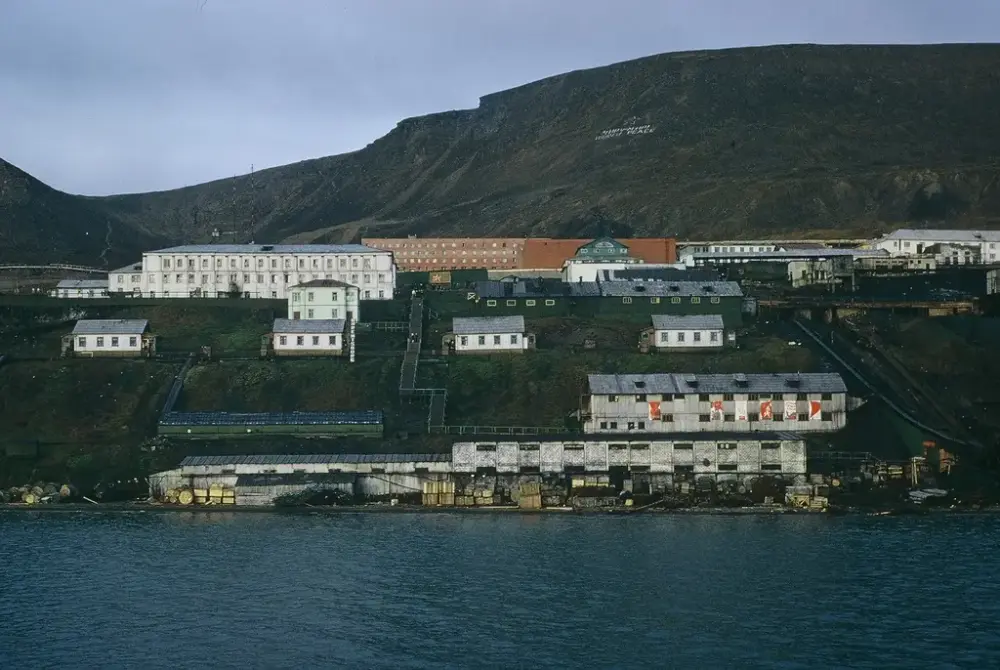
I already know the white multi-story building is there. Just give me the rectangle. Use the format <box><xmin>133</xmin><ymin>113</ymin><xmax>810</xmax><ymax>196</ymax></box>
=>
<box><xmin>288</xmin><ymin>279</ymin><xmax>360</xmax><ymax>322</ymax></box>
<box><xmin>583</xmin><ymin>373</ymin><xmax>849</xmax><ymax>435</ymax></box>
<box><xmin>648</xmin><ymin>315</ymin><xmax>726</xmax><ymax>350</ymax></box>
<box><xmin>447</xmin><ymin>316</ymin><xmax>533</xmax><ymax>354</ymax></box>
<box><xmin>108</xmin><ymin>244</ymin><xmax>396</xmax><ymax>300</ymax></box>
<box><xmin>49</xmin><ymin>279</ymin><xmax>109</xmax><ymax>299</ymax></box>
<box><xmin>874</xmin><ymin>229</ymin><xmax>1000</xmax><ymax>265</ymax></box>
<box><xmin>271</xmin><ymin>318</ymin><xmax>347</xmax><ymax>356</ymax></box>
<box><xmin>67</xmin><ymin>319</ymin><xmax>155</xmax><ymax>357</ymax></box>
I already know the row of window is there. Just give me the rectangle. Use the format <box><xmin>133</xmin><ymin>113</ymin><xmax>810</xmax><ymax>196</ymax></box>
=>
<box><xmin>77</xmin><ymin>336</ymin><xmax>138</xmax><ymax>348</ymax></box>
<box><xmin>483</xmin><ymin>296</ymin><xmax>723</xmax><ymax>307</ymax></box>
<box><xmin>276</xmin><ymin>335</ymin><xmax>339</xmax><ymax>346</ymax></box>
<box><xmin>658</xmin><ymin>330</ymin><xmax>720</xmax><ymax>343</ymax></box>
<box><xmin>159</xmin><ymin>256</ymin><xmax>376</xmax><ymax>270</ymax></box>
<box><xmin>291</xmin><ymin>290</ymin><xmax>351</xmax><ymax>302</ymax></box>
<box><xmin>474</xmin><ymin>442</ymin><xmax>782</xmax><ymax>451</ymax></box>
<box><xmin>376</xmin><ymin>240</ymin><xmax>520</xmax><ymax>249</ymax></box>
<box><xmin>467</xmin><ymin>464</ymin><xmax>785</xmax><ymax>474</ymax></box>
<box><xmin>458</xmin><ymin>334</ymin><xmax>520</xmax><ymax>346</ymax></box>
<box><xmin>131</xmin><ymin>272</ymin><xmax>385</xmax><ymax>286</ymax></box>
<box><xmin>294</xmin><ymin>308</ymin><xmax>348</xmax><ymax>319</ymax></box>
<box><xmin>607</xmin><ymin>392</ymin><xmax>835</xmax><ymax>402</ymax></box>
<box><xmin>596</xmin><ymin>412</ymin><xmax>833</xmax><ymax>429</ymax></box>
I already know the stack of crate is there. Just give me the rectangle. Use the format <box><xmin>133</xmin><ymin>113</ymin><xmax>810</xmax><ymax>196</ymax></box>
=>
<box><xmin>518</xmin><ymin>481</ymin><xmax>542</xmax><ymax>510</ymax></box>
<box><xmin>422</xmin><ymin>481</ymin><xmax>455</xmax><ymax>506</ymax></box>
<box><xmin>474</xmin><ymin>488</ymin><xmax>496</xmax><ymax>506</ymax></box>
<box><xmin>208</xmin><ymin>483</ymin><xmax>236</xmax><ymax>505</ymax></box>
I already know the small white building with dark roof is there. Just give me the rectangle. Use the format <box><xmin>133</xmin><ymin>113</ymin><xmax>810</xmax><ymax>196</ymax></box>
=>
<box><xmin>646</xmin><ymin>314</ymin><xmax>727</xmax><ymax>351</ymax></box>
<box><xmin>65</xmin><ymin>319</ymin><xmax>154</xmax><ymax>357</ymax></box>
<box><xmin>446</xmin><ymin>315</ymin><xmax>533</xmax><ymax>354</ymax></box>
<box><xmin>270</xmin><ymin>318</ymin><xmax>347</xmax><ymax>356</ymax></box>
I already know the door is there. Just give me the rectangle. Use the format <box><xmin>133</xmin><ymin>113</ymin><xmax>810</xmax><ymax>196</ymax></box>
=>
<box><xmin>293</xmin><ymin>311</ymin><xmax>300</xmax><ymax>320</ymax></box>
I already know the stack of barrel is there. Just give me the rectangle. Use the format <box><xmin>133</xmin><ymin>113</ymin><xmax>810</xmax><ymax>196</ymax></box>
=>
<box><xmin>518</xmin><ymin>481</ymin><xmax>542</xmax><ymax>510</ymax></box>
<box><xmin>166</xmin><ymin>484</ymin><xmax>236</xmax><ymax>505</ymax></box>
<box><xmin>422</xmin><ymin>480</ymin><xmax>455</xmax><ymax>506</ymax></box>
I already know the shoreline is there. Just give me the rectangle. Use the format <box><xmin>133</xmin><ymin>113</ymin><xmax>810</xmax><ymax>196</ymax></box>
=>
<box><xmin>3</xmin><ymin>502</ymin><xmax>1000</xmax><ymax>516</ymax></box>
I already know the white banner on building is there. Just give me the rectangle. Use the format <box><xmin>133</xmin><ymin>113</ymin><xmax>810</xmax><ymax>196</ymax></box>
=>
<box><xmin>784</xmin><ymin>400</ymin><xmax>797</xmax><ymax>421</ymax></box>
<box><xmin>735</xmin><ymin>400</ymin><xmax>748</xmax><ymax>422</ymax></box>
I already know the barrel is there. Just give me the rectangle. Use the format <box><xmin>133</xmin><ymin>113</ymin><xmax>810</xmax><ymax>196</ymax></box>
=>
<box><xmin>177</xmin><ymin>489</ymin><xmax>194</xmax><ymax>505</ymax></box>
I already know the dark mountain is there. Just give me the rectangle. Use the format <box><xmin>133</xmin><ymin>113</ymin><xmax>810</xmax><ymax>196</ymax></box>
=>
<box><xmin>5</xmin><ymin>44</ymin><xmax>1000</xmax><ymax>264</ymax></box>
<box><xmin>0</xmin><ymin>158</ymin><xmax>167</xmax><ymax>266</ymax></box>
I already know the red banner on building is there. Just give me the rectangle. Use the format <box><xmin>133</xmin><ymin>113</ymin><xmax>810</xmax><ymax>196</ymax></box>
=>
<box><xmin>710</xmin><ymin>400</ymin><xmax>724</xmax><ymax>421</ymax></box>
<box><xmin>760</xmin><ymin>400</ymin><xmax>773</xmax><ymax>420</ymax></box>
<box><xmin>648</xmin><ymin>401</ymin><xmax>661</xmax><ymax>421</ymax></box>
<box><xmin>809</xmin><ymin>400</ymin><xmax>822</xmax><ymax>421</ymax></box>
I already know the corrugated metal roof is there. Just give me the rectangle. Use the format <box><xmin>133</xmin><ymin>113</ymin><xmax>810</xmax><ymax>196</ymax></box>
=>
<box><xmin>474</xmin><ymin>279</ymin><xmax>600</xmax><ymax>298</ymax></box>
<box><xmin>598</xmin><ymin>281</ymin><xmax>744</xmax><ymax>298</ymax></box>
<box><xmin>272</xmin><ymin>318</ymin><xmax>346</xmax><ymax>334</ymax></box>
<box><xmin>160</xmin><ymin>410</ymin><xmax>382</xmax><ymax>427</ymax></box>
<box><xmin>56</xmin><ymin>279</ymin><xmax>109</xmax><ymax>289</ymax></box>
<box><xmin>453</xmin><ymin>315</ymin><xmax>525</xmax><ymax>334</ymax></box>
<box><xmin>690</xmin><ymin>249</ymin><xmax>886</xmax><ymax>259</ymax></box>
<box><xmin>587</xmin><ymin>373</ymin><xmax>847</xmax><ymax>395</ymax></box>
<box><xmin>291</xmin><ymin>279</ymin><xmax>358</xmax><ymax>289</ymax></box>
<box><xmin>153</xmin><ymin>244</ymin><xmax>386</xmax><ymax>254</ymax></box>
<box><xmin>651</xmin><ymin>314</ymin><xmax>724</xmax><ymax>330</ymax></box>
<box><xmin>612</xmin><ymin>267</ymin><xmax>720</xmax><ymax>282</ymax></box>
<box><xmin>72</xmin><ymin>319</ymin><xmax>148</xmax><ymax>335</ymax></box>
<box><xmin>181</xmin><ymin>453</ymin><xmax>450</xmax><ymax>467</ymax></box>
<box><xmin>880</xmin><ymin>229</ymin><xmax>1000</xmax><ymax>243</ymax></box>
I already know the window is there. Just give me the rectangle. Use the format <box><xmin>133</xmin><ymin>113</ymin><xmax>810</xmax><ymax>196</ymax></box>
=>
<box><xmin>710</xmin><ymin>331</ymin><xmax>719</xmax><ymax>342</ymax></box>
<box><xmin>608</xmin><ymin>395</ymin><xmax>618</xmax><ymax>402</ymax></box>
<box><xmin>650</xmin><ymin>297</ymin><xmax>660</xmax><ymax>304</ymax></box>
<box><xmin>761</xmin><ymin>464</ymin><xmax>783</xmax><ymax>472</ymax></box>
<box><xmin>798</xmin><ymin>413</ymin><xmax>809</xmax><ymax>421</ymax></box>
<box><xmin>163</xmin><ymin>258</ymin><xmax>171</xmax><ymax>269</ymax></box>
<box><xmin>675</xmin><ymin>443</ymin><xmax>693</xmax><ymax>450</ymax></box>
<box><xmin>96</xmin><ymin>337</ymin><xmax>104</xmax><ymax>347</ymax></box>
<box><xmin>329</xmin><ymin>335</ymin><xmax>337</xmax><ymax>346</ymax></box>
<box><xmin>525</xmin><ymin>299</ymin><xmax>536</xmax><ymax>306</ymax></box>
<box><xmin>710</xmin><ymin>297</ymin><xmax>720</xmax><ymax>304</ymax></box>
<box><xmin>698</xmin><ymin>394</ymin><xmax>709</xmax><ymax>401</ymax></box>
<box><xmin>506</xmin><ymin>299</ymin><xmax>516</xmax><ymax>306</ymax></box>
<box><xmin>493</xmin><ymin>335</ymin><xmax>501</xmax><ymax>345</ymax></box>
<box><xmin>460</xmin><ymin>336</ymin><xmax>468</xmax><ymax>346</ymax></box>
<box><xmin>724</xmin><ymin>414</ymin><xmax>734</xmax><ymax>421</ymax></box>
<box><xmin>718</xmin><ymin>464</ymin><xmax>738</xmax><ymax>472</ymax></box>
<box><xmin>600</xmin><ymin>421</ymin><xmax>608</xmax><ymax>429</ymax></box>
<box><xmin>748</xmin><ymin>393</ymin><xmax>759</xmax><ymax>400</ymax></box>
<box><xmin>693</xmin><ymin>332</ymin><xmax>701</xmax><ymax>342</ymax></box>
<box><xmin>129</xmin><ymin>337</ymin><xmax>137</xmax><ymax>347</ymax></box>
<box><xmin>627</xmin><ymin>422</ymin><xmax>635</xmax><ymax>430</ymax></box>
<box><xmin>296</xmin><ymin>336</ymin><xmax>304</xmax><ymax>345</ymax></box>
<box><xmin>671</xmin><ymin>297</ymin><xmax>681</xmax><ymax>304</ymax></box>
<box><xmin>749</xmin><ymin>412</ymin><xmax>760</xmax><ymax>421</ymax></box>
<box><xmin>719</xmin><ymin>443</ymin><xmax>737</xmax><ymax>450</ymax></box>
<box><xmin>307</xmin><ymin>309</ymin><xmax>314</xmax><ymax>318</ymax></box>
<box><xmin>307</xmin><ymin>292</ymin><xmax>314</xmax><ymax>302</ymax></box>
<box><xmin>723</xmin><ymin>393</ymin><xmax>734</xmax><ymax>401</ymax></box>
<box><xmin>271</xmin><ymin>292</ymin><xmax>277</xmax><ymax>298</ymax></box>
<box><xmin>773</xmin><ymin>393</ymin><xmax>784</xmax><ymax>400</ymax></box>
<box><xmin>544</xmin><ymin>299</ymin><xmax>555</xmax><ymax>306</ymax></box>
<box><xmin>635</xmin><ymin>394</ymin><xmax>646</xmax><ymax>402</ymax></box>
<box><xmin>674</xmin><ymin>394</ymin><xmax>685</xmax><ymax>400</ymax></box>
<box><xmin>796</xmin><ymin>393</ymin><xmax>808</xmax><ymax>401</ymax></box>
<box><xmin>691</xmin><ymin>297</ymin><xmax>701</xmax><ymax>304</ymax></box>
<box><xmin>378</xmin><ymin>290</ymin><xmax>385</xmax><ymax>299</ymax></box>
<box><xmin>821</xmin><ymin>393</ymin><xmax>833</xmax><ymax>400</ymax></box>
<box><xmin>486</xmin><ymin>300</ymin><xmax>497</xmax><ymax>307</ymax></box>
<box><xmin>662</xmin><ymin>413</ymin><xmax>673</xmax><ymax>422</ymax></box>
<box><xmin>822</xmin><ymin>411</ymin><xmax>832</xmax><ymax>421</ymax></box>
<box><xmin>478</xmin><ymin>335</ymin><xmax>486</xmax><ymax>345</ymax></box>
<box><xmin>312</xmin><ymin>336</ymin><xmax>319</xmax><ymax>345</ymax></box>
<box><xmin>677</xmin><ymin>332</ymin><xmax>686</xmax><ymax>342</ymax></box>
<box><xmin>77</xmin><ymin>337</ymin><xmax>86</xmax><ymax>348</ymax></box>
<box><xmin>609</xmin><ymin>421</ymin><xmax>618</xmax><ymax>429</ymax></box>
<box><xmin>364</xmin><ymin>290</ymin><xmax>371</xmax><ymax>299</ymax></box>
<box><xmin>699</xmin><ymin>414</ymin><xmax>710</xmax><ymax>422</ymax></box>
<box><xmin>773</xmin><ymin>414</ymin><xmax>784</xmax><ymax>422</ymax></box>
<box><xmin>659</xmin><ymin>331</ymin><xmax>668</xmax><ymax>343</ymax></box>
<box><xmin>510</xmin><ymin>334</ymin><xmax>518</xmax><ymax>344</ymax></box>
<box><xmin>761</xmin><ymin>442</ymin><xmax>780</xmax><ymax>450</ymax></box>
<box><xmin>622</xmin><ymin>297</ymin><xmax>632</xmax><ymax>304</ymax></box>
<box><xmin>331</xmin><ymin>308</ymin><xmax>339</xmax><ymax>319</ymax></box>
<box><xmin>637</xmin><ymin>421</ymin><xmax>646</xmax><ymax>430</ymax></box>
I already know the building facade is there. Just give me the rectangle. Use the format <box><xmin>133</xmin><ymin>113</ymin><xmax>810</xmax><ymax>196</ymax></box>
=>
<box><xmin>66</xmin><ymin>319</ymin><xmax>154</xmax><ymax>357</ymax></box>
<box><xmin>288</xmin><ymin>279</ymin><xmax>360</xmax><ymax>321</ymax></box>
<box><xmin>108</xmin><ymin>244</ymin><xmax>396</xmax><ymax>300</ymax></box>
<box><xmin>647</xmin><ymin>314</ymin><xmax>725</xmax><ymax>350</ymax></box>
<box><xmin>362</xmin><ymin>237</ymin><xmax>676</xmax><ymax>271</ymax></box>
<box><xmin>583</xmin><ymin>373</ymin><xmax>848</xmax><ymax>434</ymax></box>
<box><xmin>561</xmin><ymin>238</ymin><xmax>642</xmax><ymax>283</ymax></box>
<box><xmin>271</xmin><ymin>319</ymin><xmax>347</xmax><ymax>356</ymax></box>
<box><xmin>49</xmin><ymin>279</ymin><xmax>109</xmax><ymax>299</ymax></box>
<box><xmin>448</xmin><ymin>315</ymin><xmax>532</xmax><ymax>354</ymax></box>
<box><xmin>874</xmin><ymin>229</ymin><xmax>1000</xmax><ymax>265</ymax></box>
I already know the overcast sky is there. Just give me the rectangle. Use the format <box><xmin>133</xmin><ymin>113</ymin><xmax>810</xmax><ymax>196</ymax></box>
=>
<box><xmin>1</xmin><ymin>0</ymin><xmax>997</xmax><ymax>196</ymax></box>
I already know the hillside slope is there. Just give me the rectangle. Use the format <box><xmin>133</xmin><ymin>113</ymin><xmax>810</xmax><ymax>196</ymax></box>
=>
<box><xmin>0</xmin><ymin>158</ymin><xmax>167</xmax><ymax>266</ymax></box>
<box><xmin>5</xmin><ymin>43</ymin><xmax>1000</xmax><ymax>264</ymax></box>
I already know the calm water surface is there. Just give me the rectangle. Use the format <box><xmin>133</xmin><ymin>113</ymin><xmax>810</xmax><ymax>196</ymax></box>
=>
<box><xmin>2</xmin><ymin>511</ymin><xmax>999</xmax><ymax>669</ymax></box>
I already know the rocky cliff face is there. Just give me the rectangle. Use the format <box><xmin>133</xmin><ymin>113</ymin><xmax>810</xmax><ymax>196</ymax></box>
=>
<box><xmin>4</xmin><ymin>43</ymin><xmax>1000</xmax><ymax>265</ymax></box>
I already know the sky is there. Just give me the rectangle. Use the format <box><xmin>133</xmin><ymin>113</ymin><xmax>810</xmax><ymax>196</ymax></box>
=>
<box><xmin>1</xmin><ymin>0</ymin><xmax>998</xmax><ymax>196</ymax></box>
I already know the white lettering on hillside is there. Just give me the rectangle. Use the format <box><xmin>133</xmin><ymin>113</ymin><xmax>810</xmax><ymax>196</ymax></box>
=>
<box><xmin>595</xmin><ymin>117</ymin><xmax>655</xmax><ymax>141</ymax></box>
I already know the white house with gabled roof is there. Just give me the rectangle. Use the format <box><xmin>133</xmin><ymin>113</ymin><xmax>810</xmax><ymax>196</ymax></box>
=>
<box><xmin>270</xmin><ymin>318</ymin><xmax>347</xmax><ymax>356</ymax></box>
<box><xmin>646</xmin><ymin>314</ymin><xmax>727</xmax><ymax>351</ymax></box>
<box><xmin>65</xmin><ymin>319</ymin><xmax>156</xmax><ymax>357</ymax></box>
<box><xmin>446</xmin><ymin>316</ymin><xmax>533</xmax><ymax>354</ymax></box>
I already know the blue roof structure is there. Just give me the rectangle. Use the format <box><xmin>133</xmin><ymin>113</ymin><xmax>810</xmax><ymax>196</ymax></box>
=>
<box><xmin>159</xmin><ymin>410</ymin><xmax>383</xmax><ymax>427</ymax></box>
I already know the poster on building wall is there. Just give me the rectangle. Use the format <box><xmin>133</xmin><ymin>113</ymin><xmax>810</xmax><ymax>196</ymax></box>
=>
<box><xmin>759</xmin><ymin>400</ymin><xmax>773</xmax><ymax>421</ymax></box>
<box><xmin>809</xmin><ymin>400</ymin><xmax>823</xmax><ymax>421</ymax></box>
<box><xmin>710</xmin><ymin>400</ymin><xmax>724</xmax><ymax>421</ymax></box>
<box><xmin>735</xmin><ymin>400</ymin><xmax>748</xmax><ymax>421</ymax></box>
<box><xmin>648</xmin><ymin>401</ymin><xmax>661</xmax><ymax>421</ymax></box>
<box><xmin>784</xmin><ymin>400</ymin><xmax>797</xmax><ymax>421</ymax></box>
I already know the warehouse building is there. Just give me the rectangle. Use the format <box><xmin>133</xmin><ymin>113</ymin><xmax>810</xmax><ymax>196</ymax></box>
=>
<box><xmin>445</xmin><ymin>315</ymin><xmax>533</xmax><ymax>354</ymax></box>
<box><xmin>642</xmin><ymin>314</ymin><xmax>728</xmax><ymax>351</ymax></box>
<box><xmin>582</xmin><ymin>373</ymin><xmax>848</xmax><ymax>434</ymax></box>
<box><xmin>49</xmin><ymin>278</ymin><xmax>109</xmax><ymax>299</ymax></box>
<box><xmin>452</xmin><ymin>435</ymin><xmax>807</xmax><ymax>484</ymax></box>
<box><xmin>108</xmin><ymin>244</ymin><xmax>396</xmax><ymax>300</ymax></box>
<box><xmin>268</xmin><ymin>318</ymin><xmax>348</xmax><ymax>357</ymax></box>
<box><xmin>157</xmin><ymin>410</ymin><xmax>383</xmax><ymax>438</ymax></box>
<box><xmin>288</xmin><ymin>279</ymin><xmax>360</xmax><ymax>321</ymax></box>
<box><xmin>62</xmin><ymin>319</ymin><xmax>156</xmax><ymax>358</ymax></box>
<box><xmin>874</xmin><ymin>229</ymin><xmax>1000</xmax><ymax>265</ymax></box>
